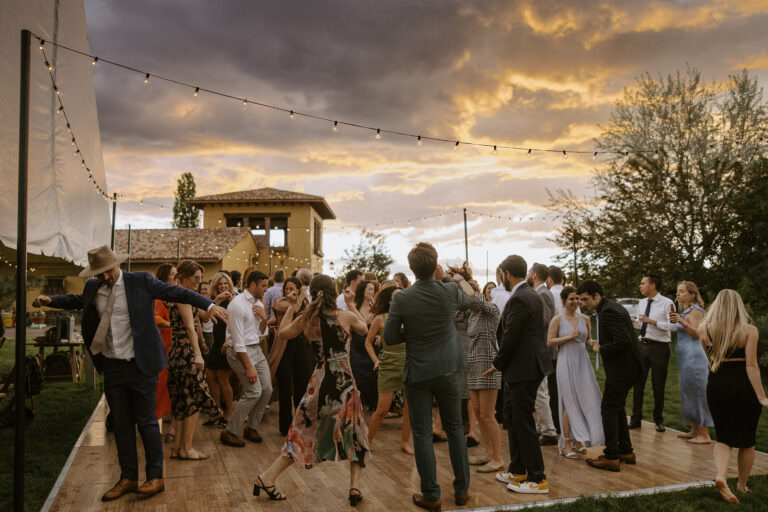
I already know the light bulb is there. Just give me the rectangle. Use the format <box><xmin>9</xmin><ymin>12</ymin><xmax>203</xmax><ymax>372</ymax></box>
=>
<box><xmin>562</xmin><ymin>150</ymin><xmax>568</xmax><ymax>160</ymax></box>
<box><xmin>417</xmin><ymin>135</ymin><xmax>422</xmax><ymax>146</ymax></box>
<box><xmin>593</xmin><ymin>152</ymin><xmax>598</xmax><ymax>160</ymax></box>
<box><xmin>91</xmin><ymin>57</ymin><xmax>98</xmax><ymax>66</ymax></box>
<box><xmin>56</xmin><ymin>106</ymin><xmax>63</xmax><ymax>114</ymax></box>
<box><xmin>454</xmin><ymin>141</ymin><xmax>460</xmax><ymax>150</ymax></box>
<box><xmin>527</xmin><ymin>148</ymin><xmax>532</xmax><ymax>157</ymax></box>
<box><xmin>289</xmin><ymin>110</ymin><xmax>294</xmax><ymax>119</ymax></box>
<box><xmin>243</xmin><ymin>99</ymin><xmax>247</xmax><ymax>107</ymax></box>
<box><xmin>144</xmin><ymin>73</ymin><xmax>150</xmax><ymax>84</ymax></box>
<box><xmin>194</xmin><ymin>87</ymin><xmax>199</xmax><ymax>97</ymax></box>
<box><xmin>333</xmin><ymin>120</ymin><xmax>338</xmax><ymax>131</ymax></box>
<box><xmin>493</xmin><ymin>145</ymin><xmax>497</xmax><ymax>153</ymax></box>
<box><xmin>39</xmin><ymin>40</ymin><xmax>45</xmax><ymax>51</ymax></box>
<box><xmin>46</xmin><ymin>61</ymin><xmax>53</xmax><ymax>71</ymax></box>
<box><xmin>375</xmin><ymin>129</ymin><xmax>381</xmax><ymax>139</ymax></box>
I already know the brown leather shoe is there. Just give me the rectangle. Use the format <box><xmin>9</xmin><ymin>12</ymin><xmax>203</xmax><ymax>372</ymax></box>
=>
<box><xmin>220</xmin><ymin>430</ymin><xmax>246</xmax><ymax>447</ymax></box>
<box><xmin>136</xmin><ymin>478</ymin><xmax>165</xmax><ymax>498</ymax></box>
<box><xmin>101</xmin><ymin>479</ymin><xmax>138</xmax><ymax>501</ymax></box>
<box><xmin>586</xmin><ymin>455</ymin><xmax>620</xmax><ymax>472</ymax></box>
<box><xmin>244</xmin><ymin>427</ymin><xmax>263</xmax><ymax>443</ymax></box>
<box><xmin>413</xmin><ymin>493</ymin><xmax>441</xmax><ymax>511</ymax></box>
<box><xmin>620</xmin><ymin>453</ymin><xmax>637</xmax><ymax>465</ymax></box>
<box><xmin>455</xmin><ymin>491</ymin><xmax>469</xmax><ymax>506</ymax></box>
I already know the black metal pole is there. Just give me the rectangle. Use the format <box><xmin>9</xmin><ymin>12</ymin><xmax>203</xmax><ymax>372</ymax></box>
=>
<box><xmin>15</xmin><ymin>28</ymin><xmax>31</xmax><ymax>512</ymax></box>
<box><xmin>127</xmin><ymin>224</ymin><xmax>131</xmax><ymax>271</ymax></box>
<box><xmin>463</xmin><ymin>208</ymin><xmax>469</xmax><ymax>264</ymax></box>
<box><xmin>572</xmin><ymin>229</ymin><xmax>578</xmax><ymax>285</ymax></box>
<box><xmin>110</xmin><ymin>193</ymin><xmax>117</xmax><ymax>249</ymax></box>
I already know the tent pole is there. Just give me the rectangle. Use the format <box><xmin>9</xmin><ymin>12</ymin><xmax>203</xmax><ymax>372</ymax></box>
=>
<box><xmin>110</xmin><ymin>193</ymin><xmax>117</xmax><ymax>249</ymax></box>
<box><xmin>14</xmin><ymin>28</ymin><xmax>31</xmax><ymax>512</ymax></box>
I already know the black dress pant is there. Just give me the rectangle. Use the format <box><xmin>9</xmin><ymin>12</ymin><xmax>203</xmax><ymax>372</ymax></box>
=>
<box><xmin>548</xmin><ymin>358</ymin><xmax>560</xmax><ymax>433</ymax></box>
<box><xmin>276</xmin><ymin>336</ymin><xmax>315</xmax><ymax>435</ymax></box>
<box><xmin>603</xmin><ymin>363</ymin><xmax>642</xmax><ymax>459</ymax></box>
<box><xmin>631</xmin><ymin>340</ymin><xmax>670</xmax><ymax>423</ymax></box>
<box><xmin>503</xmin><ymin>374</ymin><xmax>546</xmax><ymax>482</ymax></box>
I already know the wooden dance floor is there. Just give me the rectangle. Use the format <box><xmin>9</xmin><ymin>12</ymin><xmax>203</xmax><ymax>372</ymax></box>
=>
<box><xmin>45</xmin><ymin>397</ymin><xmax>768</xmax><ymax>511</ymax></box>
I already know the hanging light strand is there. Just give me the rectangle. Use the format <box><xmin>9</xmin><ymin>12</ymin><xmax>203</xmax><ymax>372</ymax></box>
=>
<box><xmin>31</xmin><ymin>33</ymin><xmax>652</xmax><ymax>158</ymax></box>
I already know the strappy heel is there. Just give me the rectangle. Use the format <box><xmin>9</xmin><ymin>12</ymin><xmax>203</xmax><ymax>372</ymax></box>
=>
<box><xmin>253</xmin><ymin>475</ymin><xmax>287</xmax><ymax>500</ymax></box>
<box><xmin>349</xmin><ymin>488</ymin><xmax>363</xmax><ymax>506</ymax></box>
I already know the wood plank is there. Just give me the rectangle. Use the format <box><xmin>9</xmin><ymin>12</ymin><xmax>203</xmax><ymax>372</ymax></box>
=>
<box><xmin>47</xmin><ymin>400</ymin><xmax>768</xmax><ymax>511</ymax></box>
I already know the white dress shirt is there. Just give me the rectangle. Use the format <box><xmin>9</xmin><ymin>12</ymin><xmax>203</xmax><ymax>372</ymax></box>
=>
<box><xmin>490</xmin><ymin>285</ymin><xmax>512</xmax><ymax>322</ymax></box>
<box><xmin>226</xmin><ymin>290</ymin><xmax>269</xmax><ymax>353</ymax></box>
<box><xmin>95</xmin><ymin>271</ymin><xmax>135</xmax><ymax>360</ymax></box>
<box><xmin>633</xmin><ymin>293</ymin><xmax>675</xmax><ymax>342</ymax></box>
<box><xmin>549</xmin><ymin>284</ymin><xmax>564</xmax><ymax>315</ymax></box>
<box><xmin>336</xmin><ymin>290</ymin><xmax>349</xmax><ymax>310</ymax></box>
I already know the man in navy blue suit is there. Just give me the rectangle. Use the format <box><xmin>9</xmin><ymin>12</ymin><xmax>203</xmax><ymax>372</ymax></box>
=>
<box><xmin>34</xmin><ymin>246</ymin><xmax>227</xmax><ymax>501</ymax></box>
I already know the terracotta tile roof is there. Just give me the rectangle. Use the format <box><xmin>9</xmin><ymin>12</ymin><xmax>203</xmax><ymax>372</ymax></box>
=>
<box><xmin>186</xmin><ymin>187</ymin><xmax>336</xmax><ymax>219</ymax></box>
<box><xmin>114</xmin><ymin>227</ymin><xmax>252</xmax><ymax>262</ymax></box>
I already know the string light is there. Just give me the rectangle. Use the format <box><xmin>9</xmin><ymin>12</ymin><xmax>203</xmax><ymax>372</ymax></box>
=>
<box><xmin>375</xmin><ymin>128</ymin><xmax>381</xmax><ymax>139</ymax></box>
<box><xmin>493</xmin><ymin>145</ymin><xmax>497</xmax><ymax>153</ymax></box>
<box><xmin>527</xmin><ymin>148</ymin><xmax>532</xmax><ymax>157</ymax></box>
<box><xmin>333</xmin><ymin>120</ymin><xmax>338</xmax><ymax>131</ymax></box>
<box><xmin>593</xmin><ymin>151</ymin><xmax>598</xmax><ymax>160</ymax></box>
<box><xmin>144</xmin><ymin>73</ymin><xmax>150</xmax><ymax>85</ymax></box>
<box><xmin>194</xmin><ymin>86</ymin><xmax>199</xmax><ymax>97</ymax></box>
<box><xmin>243</xmin><ymin>98</ymin><xmax>247</xmax><ymax>107</ymax></box>
<box><xmin>562</xmin><ymin>150</ymin><xmax>568</xmax><ymax>160</ymax></box>
<box><xmin>91</xmin><ymin>56</ymin><xmax>98</xmax><ymax>66</ymax></box>
<box><xmin>454</xmin><ymin>141</ymin><xmax>460</xmax><ymax>150</ymax></box>
<box><xmin>417</xmin><ymin>135</ymin><xmax>422</xmax><ymax>146</ymax></box>
<box><xmin>289</xmin><ymin>110</ymin><xmax>294</xmax><ymax>119</ymax></box>
<box><xmin>39</xmin><ymin>39</ymin><xmax>44</xmax><ymax>51</ymax></box>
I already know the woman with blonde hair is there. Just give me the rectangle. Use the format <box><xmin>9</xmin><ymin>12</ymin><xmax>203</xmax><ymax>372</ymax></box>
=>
<box><xmin>698</xmin><ymin>289</ymin><xmax>768</xmax><ymax>503</ymax></box>
<box><xmin>670</xmin><ymin>281</ymin><xmax>713</xmax><ymax>444</ymax></box>
<box><xmin>205</xmin><ymin>271</ymin><xmax>236</xmax><ymax>425</ymax></box>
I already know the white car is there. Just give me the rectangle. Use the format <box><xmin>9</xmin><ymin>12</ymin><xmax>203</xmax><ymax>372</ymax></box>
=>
<box><xmin>616</xmin><ymin>298</ymin><xmax>641</xmax><ymax>319</ymax></box>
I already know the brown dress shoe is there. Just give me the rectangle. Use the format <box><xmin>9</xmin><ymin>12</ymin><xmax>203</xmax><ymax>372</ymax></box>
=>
<box><xmin>586</xmin><ymin>455</ymin><xmax>620</xmax><ymax>472</ymax></box>
<box><xmin>137</xmin><ymin>478</ymin><xmax>165</xmax><ymax>497</ymax></box>
<box><xmin>220</xmin><ymin>430</ymin><xmax>246</xmax><ymax>447</ymax></box>
<box><xmin>101</xmin><ymin>478</ymin><xmax>138</xmax><ymax>501</ymax></box>
<box><xmin>619</xmin><ymin>453</ymin><xmax>637</xmax><ymax>465</ymax></box>
<box><xmin>413</xmin><ymin>493</ymin><xmax>441</xmax><ymax>511</ymax></box>
<box><xmin>244</xmin><ymin>427</ymin><xmax>263</xmax><ymax>443</ymax></box>
<box><xmin>455</xmin><ymin>491</ymin><xmax>469</xmax><ymax>506</ymax></box>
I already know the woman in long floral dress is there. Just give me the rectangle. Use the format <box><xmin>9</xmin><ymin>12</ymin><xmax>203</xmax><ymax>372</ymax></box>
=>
<box><xmin>255</xmin><ymin>274</ymin><xmax>370</xmax><ymax>507</ymax></box>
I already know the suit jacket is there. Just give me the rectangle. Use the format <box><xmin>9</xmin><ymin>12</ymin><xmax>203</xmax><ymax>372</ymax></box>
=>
<box><xmin>536</xmin><ymin>284</ymin><xmax>557</xmax><ymax>359</ymax></box>
<box><xmin>493</xmin><ymin>282</ymin><xmax>553</xmax><ymax>383</ymax></box>
<box><xmin>49</xmin><ymin>271</ymin><xmax>214</xmax><ymax>376</ymax></box>
<box><xmin>596</xmin><ymin>298</ymin><xmax>643</xmax><ymax>377</ymax></box>
<box><xmin>384</xmin><ymin>277</ymin><xmax>479</xmax><ymax>385</ymax></box>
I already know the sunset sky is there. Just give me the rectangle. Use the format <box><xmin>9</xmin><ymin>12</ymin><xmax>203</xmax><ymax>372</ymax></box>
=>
<box><xmin>83</xmin><ymin>0</ymin><xmax>768</xmax><ymax>279</ymax></box>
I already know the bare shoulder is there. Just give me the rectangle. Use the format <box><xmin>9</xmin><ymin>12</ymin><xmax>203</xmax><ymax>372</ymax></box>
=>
<box><xmin>746</xmin><ymin>324</ymin><xmax>759</xmax><ymax>339</ymax></box>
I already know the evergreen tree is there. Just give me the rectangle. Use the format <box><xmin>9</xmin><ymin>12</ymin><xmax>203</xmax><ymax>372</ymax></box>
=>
<box><xmin>340</xmin><ymin>230</ymin><xmax>394</xmax><ymax>282</ymax></box>
<box><xmin>173</xmin><ymin>172</ymin><xmax>200</xmax><ymax>228</ymax></box>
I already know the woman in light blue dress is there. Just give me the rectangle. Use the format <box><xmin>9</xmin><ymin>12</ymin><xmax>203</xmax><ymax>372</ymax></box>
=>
<box><xmin>547</xmin><ymin>286</ymin><xmax>604</xmax><ymax>457</ymax></box>
<box><xmin>670</xmin><ymin>281</ymin><xmax>713</xmax><ymax>444</ymax></box>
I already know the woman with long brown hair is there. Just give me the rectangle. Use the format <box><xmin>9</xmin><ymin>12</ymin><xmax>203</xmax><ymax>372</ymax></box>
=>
<box><xmin>364</xmin><ymin>285</ymin><xmax>412</xmax><ymax>454</ymax></box>
<box><xmin>349</xmin><ymin>279</ymin><xmax>379</xmax><ymax>410</ymax></box>
<box><xmin>167</xmin><ymin>260</ymin><xmax>223</xmax><ymax>460</ymax></box>
<box><xmin>254</xmin><ymin>274</ymin><xmax>369</xmax><ymax>506</ymax></box>
<box><xmin>154</xmin><ymin>263</ymin><xmax>176</xmax><ymax>440</ymax></box>
<box><xmin>698</xmin><ymin>289</ymin><xmax>768</xmax><ymax>503</ymax></box>
<box><xmin>205</xmin><ymin>271</ymin><xmax>236</xmax><ymax>425</ymax></box>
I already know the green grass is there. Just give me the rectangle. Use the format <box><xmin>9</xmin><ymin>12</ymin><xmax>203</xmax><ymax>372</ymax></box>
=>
<box><xmin>540</xmin><ymin>474</ymin><xmax>768</xmax><ymax>511</ymax></box>
<box><xmin>0</xmin><ymin>339</ymin><xmax>102</xmax><ymax>512</ymax></box>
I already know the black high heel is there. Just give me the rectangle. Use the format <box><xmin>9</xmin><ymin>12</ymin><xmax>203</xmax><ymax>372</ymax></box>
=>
<box><xmin>349</xmin><ymin>488</ymin><xmax>363</xmax><ymax>506</ymax></box>
<box><xmin>253</xmin><ymin>475</ymin><xmax>287</xmax><ymax>500</ymax></box>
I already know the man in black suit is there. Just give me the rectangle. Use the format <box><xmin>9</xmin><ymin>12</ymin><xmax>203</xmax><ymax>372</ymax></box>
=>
<box><xmin>484</xmin><ymin>255</ymin><xmax>552</xmax><ymax>494</ymax></box>
<box><xmin>577</xmin><ymin>280</ymin><xmax>643</xmax><ymax>472</ymax></box>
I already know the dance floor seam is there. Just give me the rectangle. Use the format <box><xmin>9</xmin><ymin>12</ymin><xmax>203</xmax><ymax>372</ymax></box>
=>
<box><xmin>43</xmin><ymin>397</ymin><xmax>768</xmax><ymax>511</ymax></box>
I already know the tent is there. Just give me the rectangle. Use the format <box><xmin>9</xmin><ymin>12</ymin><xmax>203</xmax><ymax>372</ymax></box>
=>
<box><xmin>1</xmin><ymin>0</ymin><xmax>111</xmax><ymax>265</ymax></box>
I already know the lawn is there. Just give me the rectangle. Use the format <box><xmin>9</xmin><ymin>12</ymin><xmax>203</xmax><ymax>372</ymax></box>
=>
<box><xmin>0</xmin><ymin>339</ymin><xmax>102</xmax><ymax>512</ymax></box>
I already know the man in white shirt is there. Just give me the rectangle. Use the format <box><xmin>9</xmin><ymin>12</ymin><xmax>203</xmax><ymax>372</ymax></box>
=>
<box><xmin>490</xmin><ymin>266</ymin><xmax>512</xmax><ymax>320</ymax></box>
<box><xmin>221</xmin><ymin>270</ymin><xmax>272</xmax><ymax>447</ymax></box>
<box><xmin>546</xmin><ymin>266</ymin><xmax>565</xmax><ymax>316</ymax></box>
<box><xmin>336</xmin><ymin>269</ymin><xmax>363</xmax><ymax>310</ymax></box>
<box><xmin>34</xmin><ymin>246</ymin><xmax>227</xmax><ymax>501</ymax></box>
<box><xmin>629</xmin><ymin>274</ymin><xmax>674</xmax><ymax>432</ymax></box>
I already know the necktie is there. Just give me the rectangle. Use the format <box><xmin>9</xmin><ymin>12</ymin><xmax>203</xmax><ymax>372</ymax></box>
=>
<box><xmin>639</xmin><ymin>298</ymin><xmax>653</xmax><ymax>338</ymax></box>
<box><xmin>595</xmin><ymin>314</ymin><xmax>599</xmax><ymax>371</ymax></box>
<box><xmin>91</xmin><ymin>286</ymin><xmax>116</xmax><ymax>355</ymax></box>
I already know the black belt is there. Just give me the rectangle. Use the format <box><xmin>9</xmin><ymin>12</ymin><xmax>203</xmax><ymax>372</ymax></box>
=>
<box><xmin>639</xmin><ymin>338</ymin><xmax>666</xmax><ymax>345</ymax></box>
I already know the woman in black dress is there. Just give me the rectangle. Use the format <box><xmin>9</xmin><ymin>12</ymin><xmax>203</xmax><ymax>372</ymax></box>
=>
<box><xmin>349</xmin><ymin>279</ymin><xmax>379</xmax><ymax>410</ymax></box>
<box><xmin>699</xmin><ymin>289</ymin><xmax>768</xmax><ymax>504</ymax></box>
<box><xmin>205</xmin><ymin>271</ymin><xmax>236</xmax><ymax>424</ymax></box>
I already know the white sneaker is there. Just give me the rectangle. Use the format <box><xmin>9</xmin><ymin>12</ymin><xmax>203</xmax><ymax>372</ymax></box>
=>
<box><xmin>495</xmin><ymin>471</ymin><xmax>527</xmax><ymax>485</ymax></box>
<box><xmin>507</xmin><ymin>480</ymin><xmax>550</xmax><ymax>494</ymax></box>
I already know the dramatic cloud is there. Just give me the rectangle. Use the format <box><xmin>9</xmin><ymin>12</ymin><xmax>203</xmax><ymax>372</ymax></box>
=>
<box><xmin>81</xmin><ymin>0</ymin><xmax>768</xmax><ymax>277</ymax></box>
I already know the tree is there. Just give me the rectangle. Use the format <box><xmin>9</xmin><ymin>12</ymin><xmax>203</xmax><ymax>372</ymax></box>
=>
<box><xmin>549</xmin><ymin>68</ymin><xmax>767</xmax><ymax>300</ymax></box>
<box><xmin>339</xmin><ymin>230</ymin><xmax>394</xmax><ymax>283</ymax></box>
<box><xmin>173</xmin><ymin>172</ymin><xmax>200</xmax><ymax>228</ymax></box>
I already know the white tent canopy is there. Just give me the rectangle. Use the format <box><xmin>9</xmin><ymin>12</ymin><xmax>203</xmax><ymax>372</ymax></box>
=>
<box><xmin>1</xmin><ymin>0</ymin><xmax>110</xmax><ymax>267</ymax></box>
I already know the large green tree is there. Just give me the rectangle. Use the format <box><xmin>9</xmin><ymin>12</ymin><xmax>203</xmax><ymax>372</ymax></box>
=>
<box><xmin>550</xmin><ymin>68</ymin><xmax>767</xmax><ymax>301</ymax></box>
<box><xmin>339</xmin><ymin>230</ymin><xmax>394</xmax><ymax>283</ymax></box>
<box><xmin>173</xmin><ymin>172</ymin><xmax>200</xmax><ymax>228</ymax></box>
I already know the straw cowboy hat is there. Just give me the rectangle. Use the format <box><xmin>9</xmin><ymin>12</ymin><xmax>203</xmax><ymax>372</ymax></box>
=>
<box><xmin>78</xmin><ymin>245</ymin><xmax>127</xmax><ymax>278</ymax></box>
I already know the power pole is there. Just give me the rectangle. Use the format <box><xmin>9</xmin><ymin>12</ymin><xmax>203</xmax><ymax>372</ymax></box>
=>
<box><xmin>463</xmin><ymin>208</ymin><xmax>469</xmax><ymax>264</ymax></box>
<box><xmin>572</xmin><ymin>228</ymin><xmax>579</xmax><ymax>285</ymax></box>
<box><xmin>110</xmin><ymin>193</ymin><xmax>117</xmax><ymax>249</ymax></box>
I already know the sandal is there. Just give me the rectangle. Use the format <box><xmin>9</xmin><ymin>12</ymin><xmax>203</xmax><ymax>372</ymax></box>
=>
<box><xmin>253</xmin><ymin>475</ymin><xmax>287</xmax><ymax>500</ymax></box>
<box><xmin>178</xmin><ymin>448</ymin><xmax>209</xmax><ymax>461</ymax></box>
<box><xmin>349</xmin><ymin>488</ymin><xmax>363</xmax><ymax>506</ymax></box>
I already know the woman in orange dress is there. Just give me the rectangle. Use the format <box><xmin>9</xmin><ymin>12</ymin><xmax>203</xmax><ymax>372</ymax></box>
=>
<box><xmin>155</xmin><ymin>264</ymin><xmax>177</xmax><ymax>439</ymax></box>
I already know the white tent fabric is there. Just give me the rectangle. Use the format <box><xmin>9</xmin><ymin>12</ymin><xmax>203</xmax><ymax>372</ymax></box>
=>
<box><xmin>1</xmin><ymin>0</ymin><xmax>110</xmax><ymax>267</ymax></box>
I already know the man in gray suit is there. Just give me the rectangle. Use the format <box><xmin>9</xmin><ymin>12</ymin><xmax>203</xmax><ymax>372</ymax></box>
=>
<box><xmin>384</xmin><ymin>242</ymin><xmax>480</xmax><ymax>511</ymax></box>
<box><xmin>529</xmin><ymin>263</ymin><xmax>558</xmax><ymax>444</ymax></box>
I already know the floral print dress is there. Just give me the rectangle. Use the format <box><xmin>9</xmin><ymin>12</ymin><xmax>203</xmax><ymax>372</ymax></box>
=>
<box><xmin>167</xmin><ymin>304</ymin><xmax>221</xmax><ymax>421</ymax></box>
<box><xmin>282</xmin><ymin>309</ymin><xmax>369</xmax><ymax>468</ymax></box>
